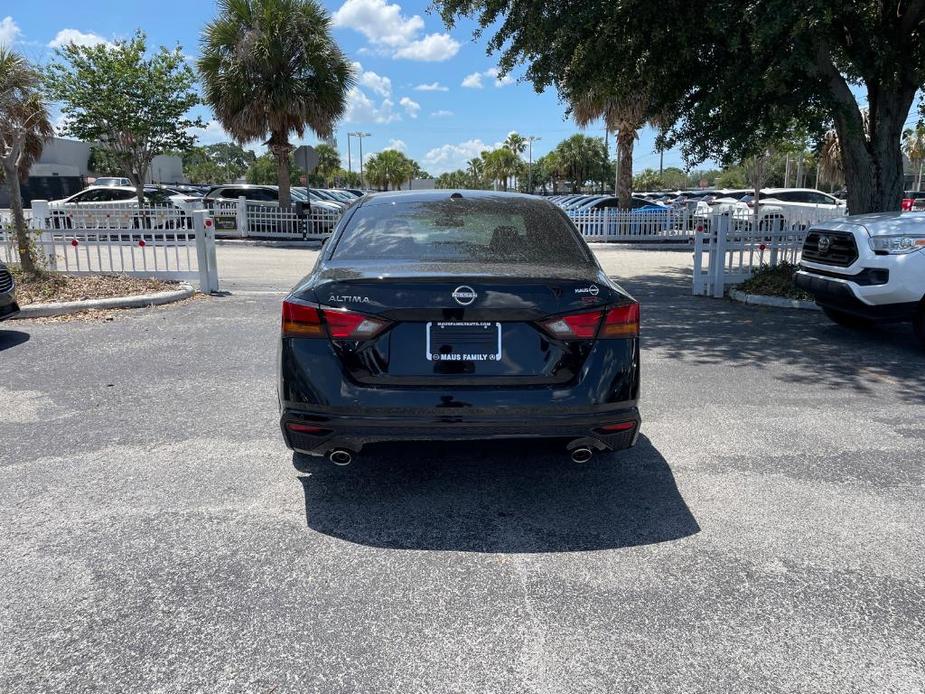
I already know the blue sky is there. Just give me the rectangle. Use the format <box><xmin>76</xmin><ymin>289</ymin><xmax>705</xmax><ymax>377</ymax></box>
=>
<box><xmin>2</xmin><ymin>1</ymin><xmax>693</xmax><ymax>176</ymax></box>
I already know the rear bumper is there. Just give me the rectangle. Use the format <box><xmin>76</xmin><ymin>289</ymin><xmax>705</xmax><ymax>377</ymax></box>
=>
<box><xmin>281</xmin><ymin>406</ymin><xmax>641</xmax><ymax>455</ymax></box>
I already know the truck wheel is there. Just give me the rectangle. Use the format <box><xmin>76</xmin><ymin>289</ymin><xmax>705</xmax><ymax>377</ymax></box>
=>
<box><xmin>914</xmin><ymin>306</ymin><xmax>925</xmax><ymax>347</ymax></box>
<box><xmin>822</xmin><ymin>306</ymin><xmax>872</xmax><ymax>330</ymax></box>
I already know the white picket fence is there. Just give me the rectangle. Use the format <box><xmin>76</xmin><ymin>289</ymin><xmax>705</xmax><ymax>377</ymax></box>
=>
<box><xmin>1</xmin><ymin>204</ymin><xmax>219</xmax><ymax>291</ymax></box>
<box><xmin>568</xmin><ymin>208</ymin><xmax>695</xmax><ymax>242</ymax></box>
<box><xmin>692</xmin><ymin>208</ymin><xmax>845</xmax><ymax>297</ymax></box>
<box><xmin>209</xmin><ymin>196</ymin><xmax>340</xmax><ymax>240</ymax></box>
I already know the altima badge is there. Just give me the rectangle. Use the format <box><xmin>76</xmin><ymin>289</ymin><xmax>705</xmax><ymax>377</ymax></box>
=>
<box><xmin>452</xmin><ymin>285</ymin><xmax>477</xmax><ymax>306</ymax></box>
<box><xmin>575</xmin><ymin>284</ymin><xmax>599</xmax><ymax>296</ymax></box>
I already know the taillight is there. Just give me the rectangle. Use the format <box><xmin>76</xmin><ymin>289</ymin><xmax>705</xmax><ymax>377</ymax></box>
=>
<box><xmin>282</xmin><ymin>301</ymin><xmax>324</xmax><ymax>337</ymax></box>
<box><xmin>282</xmin><ymin>300</ymin><xmax>389</xmax><ymax>339</ymax></box>
<box><xmin>541</xmin><ymin>309</ymin><xmax>602</xmax><ymax>339</ymax></box>
<box><xmin>902</xmin><ymin>198</ymin><xmax>913</xmax><ymax>211</ymax></box>
<box><xmin>600</xmin><ymin>303</ymin><xmax>640</xmax><ymax>338</ymax></box>
<box><xmin>540</xmin><ymin>303</ymin><xmax>639</xmax><ymax>340</ymax></box>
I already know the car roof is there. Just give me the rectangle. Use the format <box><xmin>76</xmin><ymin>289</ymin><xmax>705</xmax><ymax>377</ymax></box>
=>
<box><xmin>359</xmin><ymin>189</ymin><xmax>551</xmax><ymax>207</ymax></box>
<box><xmin>761</xmin><ymin>188</ymin><xmax>832</xmax><ymax>194</ymax></box>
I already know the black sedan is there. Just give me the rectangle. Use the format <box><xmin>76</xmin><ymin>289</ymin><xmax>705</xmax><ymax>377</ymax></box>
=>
<box><xmin>0</xmin><ymin>261</ymin><xmax>19</xmax><ymax>321</ymax></box>
<box><xmin>278</xmin><ymin>190</ymin><xmax>641</xmax><ymax>465</ymax></box>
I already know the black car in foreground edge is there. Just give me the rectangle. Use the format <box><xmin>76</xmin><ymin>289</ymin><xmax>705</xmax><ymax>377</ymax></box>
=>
<box><xmin>278</xmin><ymin>190</ymin><xmax>640</xmax><ymax>465</ymax></box>
<box><xmin>0</xmin><ymin>261</ymin><xmax>20</xmax><ymax>321</ymax></box>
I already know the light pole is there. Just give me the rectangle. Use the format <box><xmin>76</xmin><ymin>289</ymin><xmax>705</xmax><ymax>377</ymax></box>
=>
<box><xmin>526</xmin><ymin>135</ymin><xmax>541</xmax><ymax>194</ymax></box>
<box><xmin>350</xmin><ymin>131</ymin><xmax>371</xmax><ymax>188</ymax></box>
<box><xmin>347</xmin><ymin>133</ymin><xmax>353</xmax><ymax>174</ymax></box>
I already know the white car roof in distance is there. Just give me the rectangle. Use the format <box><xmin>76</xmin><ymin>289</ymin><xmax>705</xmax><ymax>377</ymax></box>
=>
<box><xmin>813</xmin><ymin>211</ymin><xmax>925</xmax><ymax>237</ymax></box>
<box><xmin>761</xmin><ymin>187</ymin><xmax>836</xmax><ymax>195</ymax></box>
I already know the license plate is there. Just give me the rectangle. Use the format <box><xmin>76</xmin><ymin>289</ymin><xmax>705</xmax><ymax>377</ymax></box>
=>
<box><xmin>426</xmin><ymin>321</ymin><xmax>502</xmax><ymax>362</ymax></box>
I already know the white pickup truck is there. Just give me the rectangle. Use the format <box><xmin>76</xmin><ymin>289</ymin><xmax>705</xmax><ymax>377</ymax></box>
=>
<box><xmin>795</xmin><ymin>212</ymin><xmax>925</xmax><ymax>346</ymax></box>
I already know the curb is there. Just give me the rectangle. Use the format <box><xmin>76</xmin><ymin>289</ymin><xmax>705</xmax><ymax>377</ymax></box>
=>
<box><xmin>216</xmin><ymin>238</ymin><xmax>324</xmax><ymax>249</ymax></box>
<box><xmin>729</xmin><ymin>288</ymin><xmax>820</xmax><ymax>311</ymax></box>
<box><xmin>13</xmin><ymin>283</ymin><xmax>195</xmax><ymax>319</ymax></box>
<box><xmin>588</xmin><ymin>242</ymin><xmax>694</xmax><ymax>251</ymax></box>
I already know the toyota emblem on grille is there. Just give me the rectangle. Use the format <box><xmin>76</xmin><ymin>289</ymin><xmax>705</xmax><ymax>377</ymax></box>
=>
<box><xmin>817</xmin><ymin>235</ymin><xmax>832</xmax><ymax>254</ymax></box>
<box><xmin>452</xmin><ymin>285</ymin><xmax>477</xmax><ymax>306</ymax></box>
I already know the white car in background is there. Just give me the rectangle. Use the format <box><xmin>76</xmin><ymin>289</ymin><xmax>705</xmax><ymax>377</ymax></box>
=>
<box><xmin>47</xmin><ymin>186</ymin><xmax>194</xmax><ymax>229</ymax></box>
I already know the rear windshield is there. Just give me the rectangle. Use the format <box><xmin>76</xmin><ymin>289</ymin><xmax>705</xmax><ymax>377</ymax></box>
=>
<box><xmin>332</xmin><ymin>198</ymin><xmax>592</xmax><ymax>265</ymax></box>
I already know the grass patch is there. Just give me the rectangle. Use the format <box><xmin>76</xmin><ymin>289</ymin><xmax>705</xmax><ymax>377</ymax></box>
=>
<box><xmin>736</xmin><ymin>261</ymin><xmax>813</xmax><ymax>301</ymax></box>
<box><xmin>11</xmin><ymin>267</ymin><xmax>176</xmax><ymax>306</ymax></box>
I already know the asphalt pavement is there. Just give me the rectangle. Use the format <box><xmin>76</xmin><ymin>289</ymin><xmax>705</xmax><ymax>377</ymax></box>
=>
<box><xmin>1</xmin><ymin>243</ymin><xmax>923</xmax><ymax>693</ymax></box>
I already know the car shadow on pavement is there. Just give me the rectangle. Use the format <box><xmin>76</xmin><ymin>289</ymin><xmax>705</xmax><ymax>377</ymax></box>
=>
<box><xmin>620</xmin><ymin>268</ymin><xmax>925</xmax><ymax>403</ymax></box>
<box><xmin>0</xmin><ymin>330</ymin><xmax>29</xmax><ymax>351</ymax></box>
<box><xmin>296</xmin><ymin>435</ymin><xmax>699</xmax><ymax>552</ymax></box>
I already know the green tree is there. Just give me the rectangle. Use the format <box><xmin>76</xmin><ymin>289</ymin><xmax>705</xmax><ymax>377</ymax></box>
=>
<box><xmin>365</xmin><ymin>149</ymin><xmax>412</xmax><ymax>190</ymax></box>
<box><xmin>903</xmin><ymin>125</ymin><xmax>925</xmax><ymax>192</ymax></box>
<box><xmin>633</xmin><ymin>169</ymin><xmax>664</xmax><ymax>191</ymax></box>
<box><xmin>435</xmin><ymin>169</ymin><xmax>471</xmax><ymax>189</ymax></box>
<box><xmin>565</xmin><ymin>82</ymin><xmax>648</xmax><ymax>206</ymax></box>
<box><xmin>0</xmin><ymin>49</ymin><xmax>53</xmax><ymax>275</ymax></box>
<box><xmin>553</xmin><ymin>134</ymin><xmax>609</xmax><ymax>193</ymax></box>
<box><xmin>199</xmin><ymin>0</ymin><xmax>353</xmax><ymax>207</ymax></box>
<box><xmin>246</xmin><ymin>151</ymin><xmax>304</xmax><ymax>186</ymax></box>
<box><xmin>481</xmin><ymin>147</ymin><xmax>520</xmax><ymax>190</ymax></box>
<box><xmin>435</xmin><ymin>0</ymin><xmax>925</xmax><ymax>213</ymax></box>
<box><xmin>314</xmin><ymin>143</ymin><xmax>341</xmax><ymax>186</ymax></box>
<box><xmin>714</xmin><ymin>166</ymin><xmax>747</xmax><ymax>189</ymax></box>
<box><xmin>45</xmin><ymin>31</ymin><xmax>201</xmax><ymax>205</ymax></box>
<box><xmin>183</xmin><ymin>143</ymin><xmax>256</xmax><ymax>183</ymax></box>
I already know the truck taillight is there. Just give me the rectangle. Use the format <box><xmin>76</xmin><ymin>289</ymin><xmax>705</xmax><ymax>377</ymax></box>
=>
<box><xmin>902</xmin><ymin>198</ymin><xmax>913</xmax><ymax>211</ymax></box>
<box><xmin>282</xmin><ymin>300</ymin><xmax>389</xmax><ymax>339</ymax></box>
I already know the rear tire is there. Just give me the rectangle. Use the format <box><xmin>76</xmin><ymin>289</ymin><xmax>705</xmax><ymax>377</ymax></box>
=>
<box><xmin>914</xmin><ymin>305</ymin><xmax>925</xmax><ymax>348</ymax></box>
<box><xmin>822</xmin><ymin>306</ymin><xmax>872</xmax><ymax>330</ymax></box>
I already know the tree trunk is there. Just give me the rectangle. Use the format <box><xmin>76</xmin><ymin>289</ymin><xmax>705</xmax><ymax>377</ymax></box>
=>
<box><xmin>3</xmin><ymin>160</ymin><xmax>37</xmax><ymax>275</ymax></box>
<box><xmin>617</xmin><ymin>130</ymin><xmax>635</xmax><ymax>209</ymax></box>
<box><xmin>270</xmin><ymin>137</ymin><xmax>293</xmax><ymax>208</ymax></box>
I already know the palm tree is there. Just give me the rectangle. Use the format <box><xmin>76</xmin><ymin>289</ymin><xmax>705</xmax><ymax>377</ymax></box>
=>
<box><xmin>568</xmin><ymin>86</ymin><xmax>648</xmax><ymax>208</ymax></box>
<box><xmin>365</xmin><ymin>149</ymin><xmax>412</xmax><ymax>190</ymax></box>
<box><xmin>817</xmin><ymin>128</ymin><xmax>843</xmax><ymax>191</ymax></box>
<box><xmin>903</xmin><ymin>124</ymin><xmax>925</xmax><ymax>191</ymax></box>
<box><xmin>314</xmin><ymin>143</ymin><xmax>340</xmax><ymax>186</ymax></box>
<box><xmin>504</xmin><ymin>132</ymin><xmax>527</xmax><ymax>155</ymax></box>
<box><xmin>0</xmin><ymin>49</ymin><xmax>53</xmax><ymax>275</ymax></box>
<box><xmin>199</xmin><ymin>0</ymin><xmax>353</xmax><ymax>207</ymax></box>
<box><xmin>466</xmin><ymin>157</ymin><xmax>484</xmax><ymax>187</ymax></box>
<box><xmin>481</xmin><ymin>148</ymin><xmax>519</xmax><ymax>191</ymax></box>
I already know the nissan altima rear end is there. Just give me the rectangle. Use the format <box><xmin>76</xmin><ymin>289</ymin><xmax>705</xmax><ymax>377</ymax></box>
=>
<box><xmin>278</xmin><ymin>190</ymin><xmax>641</xmax><ymax>464</ymax></box>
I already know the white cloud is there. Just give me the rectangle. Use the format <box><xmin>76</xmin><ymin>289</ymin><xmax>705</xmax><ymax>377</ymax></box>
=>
<box><xmin>189</xmin><ymin>120</ymin><xmax>231</xmax><ymax>145</ymax></box>
<box><xmin>486</xmin><ymin>67</ymin><xmax>515</xmax><ymax>87</ymax></box>
<box><xmin>393</xmin><ymin>33</ymin><xmax>459</xmax><ymax>62</ymax></box>
<box><xmin>423</xmin><ymin>138</ymin><xmax>493</xmax><ymax>174</ymax></box>
<box><xmin>399</xmin><ymin>96</ymin><xmax>420</xmax><ymax>118</ymax></box>
<box><xmin>333</xmin><ymin>0</ymin><xmax>423</xmax><ymax>47</ymax></box>
<box><xmin>48</xmin><ymin>28</ymin><xmax>112</xmax><ymax>48</ymax></box>
<box><xmin>344</xmin><ymin>87</ymin><xmax>399</xmax><ymax>124</ymax></box>
<box><xmin>461</xmin><ymin>72</ymin><xmax>484</xmax><ymax>89</ymax></box>
<box><xmin>352</xmin><ymin>61</ymin><xmax>392</xmax><ymax>97</ymax></box>
<box><xmin>384</xmin><ymin>139</ymin><xmax>407</xmax><ymax>152</ymax></box>
<box><xmin>430</xmin><ymin>110</ymin><xmax>454</xmax><ymax>118</ymax></box>
<box><xmin>414</xmin><ymin>82</ymin><xmax>449</xmax><ymax>92</ymax></box>
<box><xmin>332</xmin><ymin>0</ymin><xmax>460</xmax><ymax>61</ymax></box>
<box><xmin>463</xmin><ymin>67</ymin><xmax>514</xmax><ymax>89</ymax></box>
<box><xmin>0</xmin><ymin>16</ymin><xmax>21</xmax><ymax>48</ymax></box>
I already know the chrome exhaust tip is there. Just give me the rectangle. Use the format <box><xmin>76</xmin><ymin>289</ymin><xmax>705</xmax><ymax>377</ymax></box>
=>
<box><xmin>570</xmin><ymin>447</ymin><xmax>593</xmax><ymax>464</ymax></box>
<box><xmin>329</xmin><ymin>449</ymin><xmax>353</xmax><ymax>466</ymax></box>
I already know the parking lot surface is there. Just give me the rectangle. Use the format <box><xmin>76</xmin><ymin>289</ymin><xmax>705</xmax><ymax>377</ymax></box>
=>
<box><xmin>2</xmin><ymin>244</ymin><xmax>924</xmax><ymax>693</ymax></box>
